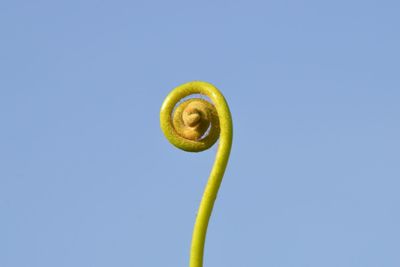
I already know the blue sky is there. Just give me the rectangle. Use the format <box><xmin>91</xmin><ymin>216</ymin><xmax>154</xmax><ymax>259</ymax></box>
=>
<box><xmin>1</xmin><ymin>1</ymin><xmax>399</xmax><ymax>266</ymax></box>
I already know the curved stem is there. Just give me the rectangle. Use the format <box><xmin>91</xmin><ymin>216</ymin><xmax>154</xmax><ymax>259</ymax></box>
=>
<box><xmin>160</xmin><ymin>81</ymin><xmax>233</xmax><ymax>267</ymax></box>
<box><xmin>190</xmin><ymin>119</ymin><xmax>232</xmax><ymax>267</ymax></box>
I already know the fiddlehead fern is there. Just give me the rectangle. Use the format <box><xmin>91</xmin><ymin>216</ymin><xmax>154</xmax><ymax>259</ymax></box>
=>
<box><xmin>160</xmin><ymin>81</ymin><xmax>233</xmax><ymax>267</ymax></box>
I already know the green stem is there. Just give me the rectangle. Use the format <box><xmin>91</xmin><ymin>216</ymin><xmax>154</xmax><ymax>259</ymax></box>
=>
<box><xmin>160</xmin><ymin>81</ymin><xmax>233</xmax><ymax>267</ymax></box>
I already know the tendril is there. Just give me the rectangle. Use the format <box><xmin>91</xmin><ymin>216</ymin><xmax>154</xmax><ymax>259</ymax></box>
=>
<box><xmin>160</xmin><ymin>81</ymin><xmax>233</xmax><ymax>267</ymax></box>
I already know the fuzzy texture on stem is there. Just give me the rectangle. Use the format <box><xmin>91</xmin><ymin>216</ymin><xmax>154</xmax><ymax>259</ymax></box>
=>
<box><xmin>160</xmin><ymin>81</ymin><xmax>233</xmax><ymax>267</ymax></box>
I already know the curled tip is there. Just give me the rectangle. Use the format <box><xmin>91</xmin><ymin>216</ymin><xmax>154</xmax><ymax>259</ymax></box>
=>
<box><xmin>160</xmin><ymin>81</ymin><xmax>230</xmax><ymax>152</ymax></box>
<box><xmin>183</xmin><ymin>109</ymin><xmax>201</xmax><ymax>128</ymax></box>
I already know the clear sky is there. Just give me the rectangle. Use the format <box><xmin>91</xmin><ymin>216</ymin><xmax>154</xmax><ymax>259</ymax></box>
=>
<box><xmin>1</xmin><ymin>1</ymin><xmax>399</xmax><ymax>267</ymax></box>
